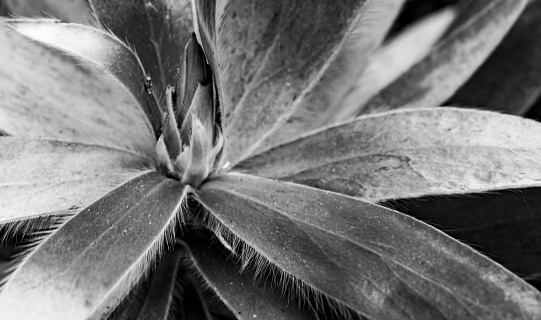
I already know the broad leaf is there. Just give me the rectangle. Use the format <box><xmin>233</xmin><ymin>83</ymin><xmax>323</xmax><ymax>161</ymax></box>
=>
<box><xmin>183</xmin><ymin>236</ymin><xmax>315</xmax><ymax>320</ymax></box>
<box><xmin>385</xmin><ymin>188</ymin><xmax>541</xmax><ymax>284</ymax></box>
<box><xmin>196</xmin><ymin>173</ymin><xmax>541</xmax><ymax>320</ymax></box>
<box><xmin>449</xmin><ymin>0</ymin><xmax>541</xmax><ymax>114</ymax></box>
<box><xmin>0</xmin><ymin>172</ymin><xmax>187</xmax><ymax>320</ymax></box>
<box><xmin>257</xmin><ymin>0</ymin><xmax>408</xmax><ymax>151</ymax></box>
<box><xmin>88</xmin><ymin>0</ymin><xmax>193</xmax><ymax>91</ymax></box>
<box><xmin>109</xmin><ymin>250</ymin><xmax>183</xmax><ymax>320</ymax></box>
<box><xmin>211</xmin><ymin>0</ymin><xmax>374</xmax><ymax>165</ymax></box>
<box><xmin>2</xmin><ymin>0</ymin><xmax>93</xmax><ymax>24</ymax></box>
<box><xmin>0</xmin><ymin>137</ymin><xmax>150</xmax><ymax>225</ymax></box>
<box><xmin>0</xmin><ymin>21</ymin><xmax>156</xmax><ymax>157</ymax></box>
<box><xmin>6</xmin><ymin>19</ymin><xmax>163</xmax><ymax>136</ymax></box>
<box><xmin>236</xmin><ymin>107</ymin><xmax>541</xmax><ymax>202</ymax></box>
<box><xmin>361</xmin><ymin>0</ymin><xmax>528</xmax><ymax>114</ymax></box>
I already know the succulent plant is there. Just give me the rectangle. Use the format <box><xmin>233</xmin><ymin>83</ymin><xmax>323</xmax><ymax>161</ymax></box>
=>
<box><xmin>1</xmin><ymin>0</ymin><xmax>541</xmax><ymax>319</ymax></box>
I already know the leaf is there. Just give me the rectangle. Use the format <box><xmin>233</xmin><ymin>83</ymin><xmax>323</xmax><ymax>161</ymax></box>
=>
<box><xmin>336</xmin><ymin>7</ymin><xmax>456</xmax><ymax>119</ymax></box>
<box><xmin>208</xmin><ymin>0</ymin><xmax>374</xmax><ymax>166</ymax></box>
<box><xmin>182</xmin><ymin>235</ymin><xmax>315</xmax><ymax>320</ymax></box>
<box><xmin>448</xmin><ymin>0</ymin><xmax>541</xmax><ymax>115</ymax></box>
<box><xmin>0</xmin><ymin>21</ymin><xmax>156</xmax><ymax>157</ymax></box>
<box><xmin>6</xmin><ymin>19</ymin><xmax>163</xmax><ymax>137</ymax></box>
<box><xmin>177</xmin><ymin>264</ymin><xmax>213</xmax><ymax>320</ymax></box>
<box><xmin>256</xmin><ymin>0</ymin><xmax>408</xmax><ymax>151</ymax></box>
<box><xmin>0</xmin><ymin>137</ymin><xmax>150</xmax><ymax>225</ymax></box>
<box><xmin>236</xmin><ymin>107</ymin><xmax>541</xmax><ymax>203</ymax></box>
<box><xmin>108</xmin><ymin>250</ymin><xmax>183</xmax><ymax>320</ymax></box>
<box><xmin>385</xmin><ymin>188</ymin><xmax>541</xmax><ymax>284</ymax></box>
<box><xmin>0</xmin><ymin>172</ymin><xmax>187</xmax><ymax>320</ymax></box>
<box><xmin>360</xmin><ymin>0</ymin><xmax>528</xmax><ymax>114</ymax></box>
<box><xmin>2</xmin><ymin>0</ymin><xmax>94</xmax><ymax>24</ymax></box>
<box><xmin>196</xmin><ymin>173</ymin><xmax>541</xmax><ymax>320</ymax></box>
<box><xmin>89</xmin><ymin>0</ymin><xmax>193</xmax><ymax>92</ymax></box>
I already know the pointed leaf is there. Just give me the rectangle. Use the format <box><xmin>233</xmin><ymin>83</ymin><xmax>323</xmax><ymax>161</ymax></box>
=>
<box><xmin>237</xmin><ymin>107</ymin><xmax>541</xmax><ymax>202</ymax></box>
<box><xmin>338</xmin><ymin>7</ymin><xmax>456</xmax><ymax>119</ymax></box>
<box><xmin>196</xmin><ymin>173</ymin><xmax>541</xmax><ymax>320</ymax></box>
<box><xmin>183</xmin><ymin>236</ymin><xmax>314</xmax><ymax>320</ymax></box>
<box><xmin>0</xmin><ymin>137</ymin><xmax>150</xmax><ymax>224</ymax></box>
<box><xmin>0</xmin><ymin>21</ymin><xmax>156</xmax><ymax>156</ymax></box>
<box><xmin>386</xmin><ymin>188</ymin><xmax>541</xmax><ymax>283</ymax></box>
<box><xmin>136</xmin><ymin>250</ymin><xmax>183</xmax><ymax>320</ymax></box>
<box><xmin>212</xmin><ymin>0</ymin><xmax>375</xmax><ymax>165</ymax></box>
<box><xmin>177</xmin><ymin>264</ymin><xmax>213</xmax><ymax>320</ymax></box>
<box><xmin>108</xmin><ymin>250</ymin><xmax>183</xmax><ymax>320</ymax></box>
<box><xmin>361</xmin><ymin>0</ymin><xmax>528</xmax><ymax>114</ymax></box>
<box><xmin>257</xmin><ymin>0</ymin><xmax>407</xmax><ymax>151</ymax></box>
<box><xmin>89</xmin><ymin>0</ymin><xmax>193</xmax><ymax>91</ymax></box>
<box><xmin>449</xmin><ymin>0</ymin><xmax>541</xmax><ymax>114</ymax></box>
<box><xmin>0</xmin><ymin>172</ymin><xmax>187</xmax><ymax>320</ymax></box>
<box><xmin>6</xmin><ymin>19</ymin><xmax>163</xmax><ymax>136</ymax></box>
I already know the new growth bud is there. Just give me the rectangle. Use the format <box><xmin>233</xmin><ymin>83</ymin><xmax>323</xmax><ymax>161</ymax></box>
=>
<box><xmin>155</xmin><ymin>33</ymin><xmax>223</xmax><ymax>189</ymax></box>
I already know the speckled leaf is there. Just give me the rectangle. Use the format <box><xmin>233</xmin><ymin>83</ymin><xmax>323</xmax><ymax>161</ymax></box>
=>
<box><xmin>2</xmin><ymin>0</ymin><xmax>94</xmax><ymax>24</ymax></box>
<box><xmin>257</xmin><ymin>0</ymin><xmax>407</xmax><ymax>151</ymax></box>
<box><xmin>386</xmin><ymin>188</ymin><xmax>541</xmax><ymax>284</ymax></box>
<box><xmin>89</xmin><ymin>0</ymin><xmax>192</xmax><ymax>92</ymax></box>
<box><xmin>6</xmin><ymin>19</ymin><xmax>164</xmax><ymax>136</ymax></box>
<box><xmin>0</xmin><ymin>21</ymin><xmax>156</xmax><ymax>157</ymax></box>
<box><xmin>236</xmin><ymin>108</ymin><xmax>541</xmax><ymax>203</ymax></box>
<box><xmin>361</xmin><ymin>0</ymin><xmax>528</xmax><ymax>114</ymax></box>
<box><xmin>0</xmin><ymin>172</ymin><xmax>187</xmax><ymax>320</ymax></box>
<box><xmin>183</xmin><ymin>237</ymin><xmax>314</xmax><ymax>320</ymax></box>
<box><xmin>212</xmin><ymin>0</ymin><xmax>372</xmax><ymax>165</ymax></box>
<box><xmin>0</xmin><ymin>137</ymin><xmax>150</xmax><ymax>225</ymax></box>
<box><xmin>196</xmin><ymin>173</ymin><xmax>541</xmax><ymax>320</ymax></box>
<box><xmin>449</xmin><ymin>0</ymin><xmax>541</xmax><ymax>114</ymax></box>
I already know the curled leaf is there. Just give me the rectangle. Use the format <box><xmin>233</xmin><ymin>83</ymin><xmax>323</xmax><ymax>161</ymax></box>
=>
<box><xmin>237</xmin><ymin>107</ymin><xmax>541</xmax><ymax>202</ymax></box>
<box><xmin>196</xmin><ymin>173</ymin><xmax>541</xmax><ymax>320</ymax></box>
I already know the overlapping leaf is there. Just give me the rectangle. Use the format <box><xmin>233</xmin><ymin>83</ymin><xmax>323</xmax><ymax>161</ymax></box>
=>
<box><xmin>0</xmin><ymin>172</ymin><xmax>186</xmax><ymax>320</ymax></box>
<box><xmin>6</xmin><ymin>19</ymin><xmax>163</xmax><ymax>137</ymax></box>
<box><xmin>237</xmin><ymin>108</ymin><xmax>541</xmax><ymax>202</ymax></box>
<box><xmin>88</xmin><ymin>0</ymin><xmax>192</xmax><ymax>92</ymax></box>
<box><xmin>335</xmin><ymin>7</ymin><xmax>456</xmax><ymax>120</ymax></box>
<box><xmin>257</xmin><ymin>0</ymin><xmax>408</xmax><ymax>151</ymax></box>
<box><xmin>183</xmin><ymin>236</ymin><xmax>314</xmax><ymax>320</ymax></box>
<box><xmin>0</xmin><ymin>21</ymin><xmax>156</xmax><ymax>156</ymax></box>
<box><xmin>386</xmin><ymin>188</ymin><xmax>541</xmax><ymax>283</ymax></box>
<box><xmin>108</xmin><ymin>250</ymin><xmax>183</xmax><ymax>320</ymax></box>
<box><xmin>2</xmin><ymin>0</ymin><xmax>93</xmax><ymax>24</ymax></box>
<box><xmin>0</xmin><ymin>137</ymin><xmax>150</xmax><ymax>225</ymax></box>
<box><xmin>196</xmin><ymin>173</ymin><xmax>541</xmax><ymax>320</ymax></box>
<box><xmin>361</xmin><ymin>0</ymin><xmax>528</xmax><ymax>114</ymax></box>
<box><xmin>449</xmin><ymin>0</ymin><xmax>541</xmax><ymax>114</ymax></box>
<box><xmin>204</xmin><ymin>0</ymin><xmax>374</xmax><ymax>165</ymax></box>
